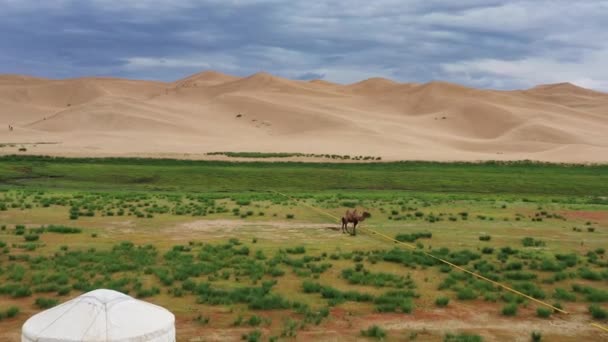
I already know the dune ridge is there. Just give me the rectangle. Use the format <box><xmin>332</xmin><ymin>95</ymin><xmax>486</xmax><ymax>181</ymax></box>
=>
<box><xmin>1</xmin><ymin>71</ymin><xmax>607</xmax><ymax>162</ymax></box>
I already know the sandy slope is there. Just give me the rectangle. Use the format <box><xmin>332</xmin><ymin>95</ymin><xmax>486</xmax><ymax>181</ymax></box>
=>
<box><xmin>1</xmin><ymin>71</ymin><xmax>607</xmax><ymax>162</ymax></box>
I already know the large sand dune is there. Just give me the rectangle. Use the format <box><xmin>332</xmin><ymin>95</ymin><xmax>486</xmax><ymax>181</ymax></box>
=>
<box><xmin>1</xmin><ymin>71</ymin><xmax>607</xmax><ymax>162</ymax></box>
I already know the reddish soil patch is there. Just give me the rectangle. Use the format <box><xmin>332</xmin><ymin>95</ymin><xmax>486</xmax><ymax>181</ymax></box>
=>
<box><xmin>561</xmin><ymin>210</ymin><xmax>608</xmax><ymax>222</ymax></box>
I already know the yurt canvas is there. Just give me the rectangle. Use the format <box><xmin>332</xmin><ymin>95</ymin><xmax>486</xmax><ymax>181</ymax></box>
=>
<box><xmin>21</xmin><ymin>289</ymin><xmax>175</xmax><ymax>342</ymax></box>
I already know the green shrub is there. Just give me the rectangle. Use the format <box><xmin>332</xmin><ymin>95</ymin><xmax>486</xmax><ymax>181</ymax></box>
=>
<box><xmin>395</xmin><ymin>232</ymin><xmax>432</xmax><ymax>243</ymax></box>
<box><xmin>242</xmin><ymin>329</ymin><xmax>262</xmax><ymax>342</ymax></box>
<box><xmin>502</xmin><ymin>303</ymin><xmax>518</xmax><ymax>316</ymax></box>
<box><xmin>531</xmin><ymin>331</ymin><xmax>542</xmax><ymax>342</ymax></box>
<box><xmin>248</xmin><ymin>315</ymin><xmax>263</xmax><ymax>326</ymax></box>
<box><xmin>35</xmin><ymin>297</ymin><xmax>59</xmax><ymax>309</ymax></box>
<box><xmin>12</xmin><ymin>286</ymin><xmax>31</xmax><ymax>298</ymax></box>
<box><xmin>457</xmin><ymin>287</ymin><xmax>477</xmax><ymax>300</ymax></box>
<box><xmin>286</xmin><ymin>214</ymin><xmax>295</xmax><ymax>219</ymax></box>
<box><xmin>360</xmin><ymin>325</ymin><xmax>387</xmax><ymax>339</ymax></box>
<box><xmin>435</xmin><ymin>296</ymin><xmax>450</xmax><ymax>307</ymax></box>
<box><xmin>46</xmin><ymin>225</ymin><xmax>82</xmax><ymax>234</ymax></box>
<box><xmin>479</xmin><ymin>235</ymin><xmax>491</xmax><ymax>241</ymax></box>
<box><xmin>194</xmin><ymin>314</ymin><xmax>209</xmax><ymax>325</ymax></box>
<box><xmin>444</xmin><ymin>333</ymin><xmax>483</xmax><ymax>342</ymax></box>
<box><xmin>522</xmin><ymin>237</ymin><xmax>545</xmax><ymax>247</ymax></box>
<box><xmin>374</xmin><ymin>290</ymin><xmax>414</xmax><ymax>313</ymax></box>
<box><xmin>481</xmin><ymin>247</ymin><xmax>494</xmax><ymax>254</ymax></box>
<box><xmin>553</xmin><ymin>288</ymin><xmax>576</xmax><ymax>302</ymax></box>
<box><xmin>285</xmin><ymin>246</ymin><xmax>305</xmax><ymax>254</ymax></box>
<box><xmin>578</xmin><ymin>268</ymin><xmax>602</xmax><ymax>281</ymax></box>
<box><xmin>24</xmin><ymin>234</ymin><xmax>39</xmax><ymax>242</ymax></box>
<box><xmin>536</xmin><ymin>307</ymin><xmax>551</xmax><ymax>318</ymax></box>
<box><xmin>0</xmin><ymin>306</ymin><xmax>20</xmax><ymax>321</ymax></box>
<box><xmin>589</xmin><ymin>304</ymin><xmax>607</xmax><ymax>319</ymax></box>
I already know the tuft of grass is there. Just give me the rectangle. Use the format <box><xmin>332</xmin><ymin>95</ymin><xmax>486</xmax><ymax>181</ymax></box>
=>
<box><xmin>435</xmin><ymin>296</ymin><xmax>450</xmax><ymax>307</ymax></box>
<box><xmin>360</xmin><ymin>325</ymin><xmax>387</xmax><ymax>340</ymax></box>
<box><xmin>444</xmin><ymin>333</ymin><xmax>483</xmax><ymax>342</ymax></box>
<box><xmin>242</xmin><ymin>329</ymin><xmax>262</xmax><ymax>342</ymax></box>
<box><xmin>589</xmin><ymin>304</ymin><xmax>607</xmax><ymax>319</ymax></box>
<box><xmin>479</xmin><ymin>235</ymin><xmax>491</xmax><ymax>242</ymax></box>
<box><xmin>502</xmin><ymin>303</ymin><xmax>518</xmax><ymax>316</ymax></box>
<box><xmin>35</xmin><ymin>297</ymin><xmax>59</xmax><ymax>309</ymax></box>
<box><xmin>536</xmin><ymin>307</ymin><xmax>552</xmax><ymax>318</ymax></box>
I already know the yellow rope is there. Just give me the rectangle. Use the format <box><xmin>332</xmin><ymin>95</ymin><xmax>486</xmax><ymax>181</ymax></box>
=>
<box><xmin>272</xmin><ymin>191</ymin><xmax>608</xmax><ymax>334</ymax></box>
<box><xmin>591</xmin><ymin>322</ymin><xmax>608</xmax><ymax>333</ymax></box>
<box><xmin>357</xmin><ymin>226</ymin><xmax>568</xmax><ymax>314</ymax></box>
<box><xmin>271</xmin><ymin>191</ymin><xmax>568</xmax><ymax>314</ymax></box>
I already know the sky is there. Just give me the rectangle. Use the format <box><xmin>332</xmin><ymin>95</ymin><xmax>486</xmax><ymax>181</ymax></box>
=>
<box><xmin>1</xmin><ymin>0</ymin><xmax>607</xmax><ymax>90</ymax></box>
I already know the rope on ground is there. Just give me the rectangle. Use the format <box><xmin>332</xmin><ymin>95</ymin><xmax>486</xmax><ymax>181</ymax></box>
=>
<box><xmin>271</xmin><ymin>190</ymin><xmax>568</xmax><ymax>315</ymax></box>
<box><xmin>591</xmin><ymin>322</ymin><xmax>608</xmax><ymax>333</ymax></box>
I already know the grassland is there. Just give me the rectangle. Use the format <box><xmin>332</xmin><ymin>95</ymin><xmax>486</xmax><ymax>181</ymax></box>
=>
<box><xmin>0</xmin><ymin>156</ymin><xmax>606</xmax><ymax>341</ymax></box>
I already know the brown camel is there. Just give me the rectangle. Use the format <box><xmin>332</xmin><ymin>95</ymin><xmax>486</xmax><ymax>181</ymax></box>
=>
<box><xmin>341</xmin><ymin>209</ymin><xmax>371</xmax><ymax>236</ymax></box>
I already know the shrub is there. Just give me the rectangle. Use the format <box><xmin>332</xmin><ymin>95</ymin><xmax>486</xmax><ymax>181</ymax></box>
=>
<box><xmin>46</xmin><ymin>225</ymin><xmax>82</xmax><ymax>234</ymax></box>
<box><xmin>24</xmin><ymin>234</ymin><xmax>39</xmax><ymax>242</ymax></box>
<box><xmin>479</xmin><ymin>235</ymin><xmax>491</xmax><ymax>241</ymax></box>
<box><xmin>360</xmin><ymin>325</ymin><xmax>387</xmax><ymax>339</ymax></box>
<box><xmin>286</xmin><ymin>214</ymin><xmax>295</xmax><ymax>219</ymax></box>
<box><xmin>502</xmin><ymin>303</ymin><xmax>518</xmax><ymax>316</ymax></box>
<box><xmin>589</xmin><ymin>304</ymin><xmax>607</xmax><ymax>319</ymax></box>
<box><xmin>6</xmin><ymin>306</ymin><xmax>19</xmax><ymax>318</ymax></box>
<box><xmin>536</xmin><ymin>307</ymin><xmax>551</xmax><ymax>318</ymax></box>
<box><xmin>553</xmin><ymin>288</ymin><xmax>576</xmax><ymax>302</ymax></box>
<box><xmin>242</xmin><ymin>329</ymin><xmax>262</xmax><ymax>342</ymax></box>
<box><xmin>444</xmin><ymin>333</ymin><xmax>483</xmax><ymax>342</ymax></box>
<box><xmin>531</xmin><ymin>331</ymin><xmax>542</xmax><ymax>342</ymax></box>
<box><xmin>436</xmin><ymin>296</ymin><xmax>450</xmax><ymax>307</ymax></box>
<box><xmin>248</xmin><ymin>315</ymin><xmax>263</xmax><ymax>326</ymax></box>
<box><xmin>481</xmin><ymin>247</ymin><xmax>494</xmax><ymax>254</ymax></box>
<box><xmin>194</xmin><ymin>314</ymin><xmax>209</xmax><ymax>325</ymax></box>
<box><xmin>522</xmin><ymin>237</ymin><xmax>545</xmax><ymax>247</ymax></box>
<box><xmin>578</xmin><ymin>268</ymin><xmax>602</xmax><ymax>281</ymax></box>
<box><xmin>395</xmin><ymin>232</ymin><xmax>432</xmax><ymax>243</ymax></box>
<box><xmin>12</xmin><ymin>286</ymin><xmax>31</xmax><ymax>298</ymax></box>
<box><xmin>285</xmin><ymin>246</ymin><xmax>306</xmax><ymax>254</ymax></box>
<box><xmin>457</xmin><ymin>287</ymin><xmax>477</xmax><ymax>300</ymax></box>
<box><xmin>374</xmin><ymin>291</ymin><xmax>414</xmax><ymax>313</ymax></box>
<box><xmin>35</xmin><ymin>297</ymin><xmax>59</xmax><ymax>309</ymax></box>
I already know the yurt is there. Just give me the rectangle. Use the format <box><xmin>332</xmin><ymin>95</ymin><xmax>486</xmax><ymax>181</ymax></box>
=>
<box><xmin>21</xmin><ymin>289</ymin><xmax>175</xmax><ymax>342</ymax></box>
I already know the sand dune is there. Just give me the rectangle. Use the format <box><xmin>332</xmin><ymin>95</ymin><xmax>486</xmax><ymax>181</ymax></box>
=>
<box><xmin>1</xmin><ymin>71</ymin><xmax>607</xmax><ymax>162</ymax></box>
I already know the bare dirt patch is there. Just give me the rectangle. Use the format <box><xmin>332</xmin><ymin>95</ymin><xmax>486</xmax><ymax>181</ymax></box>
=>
<box><xmin>166</xmin><ymin>219</ymin><xmax>339</xmax><ymax>241</ymax></box>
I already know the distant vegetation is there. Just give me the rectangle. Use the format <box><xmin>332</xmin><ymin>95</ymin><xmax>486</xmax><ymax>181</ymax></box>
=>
<box><xmin>1</xmin><ymin>155</ymin><xmax>607</xmax><ymax>196</ymax></box>
<box><xmin>207</xmin><ymin>151</ymin><xmax>381</xmax><ymax>160</ymax></box>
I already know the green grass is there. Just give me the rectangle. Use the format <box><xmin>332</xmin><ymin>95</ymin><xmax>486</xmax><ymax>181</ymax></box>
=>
<box><xmin>1</xmin><ymin>155</ymin><xmax>607</xmax><ymax>196</ymax></box>
<box><xmin>0</xmin><ymin>155</ymin><xmax>607</xmax><ymax>340</ymax></box>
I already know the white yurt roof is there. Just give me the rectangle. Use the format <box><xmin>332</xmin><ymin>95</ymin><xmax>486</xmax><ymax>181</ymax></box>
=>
<box><xmin>22</xmin><ymin>289</ymin><xmax>175</xmax><ymax>342</ymax></box>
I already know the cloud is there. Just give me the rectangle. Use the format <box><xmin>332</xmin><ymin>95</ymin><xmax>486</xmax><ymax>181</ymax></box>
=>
<box><xmin>0</xmin><ymin>0</ymin><xmax>607</xmax><ymax>90</ymax></box>
<box><xmin>441</xmin><ymin>48</ymin><xmax>608</xmax><ymax>90</ymax></box>
<box><xmin>295</xmin><ymin>72</ymin><xmax>325</xmax><ymax>80</ymax></box>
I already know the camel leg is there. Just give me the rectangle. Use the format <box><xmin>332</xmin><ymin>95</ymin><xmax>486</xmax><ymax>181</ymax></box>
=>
<box><xmin>352</xmin><ymin>221</ymin><xmax>358</xmax><ymax>236</ymax></box>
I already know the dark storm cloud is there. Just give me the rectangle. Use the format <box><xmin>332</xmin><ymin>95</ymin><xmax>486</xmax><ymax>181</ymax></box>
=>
<box><xmin>1</xmin><ymin>0</ymin><xmax>607</xmax><ymax>90</ymax></box>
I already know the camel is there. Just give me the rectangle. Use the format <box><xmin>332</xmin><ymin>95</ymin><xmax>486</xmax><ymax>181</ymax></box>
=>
<box><xmin>341</xmin><ymin>209</ymin><xmax>371</xmax><ymax>236</ymax></box>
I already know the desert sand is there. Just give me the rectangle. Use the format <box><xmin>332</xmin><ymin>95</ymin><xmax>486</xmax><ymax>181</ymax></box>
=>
<box><xmin>1</xmin><ymin>71</ymin><xmax>607</xmax><ymax>162</ymax></box>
